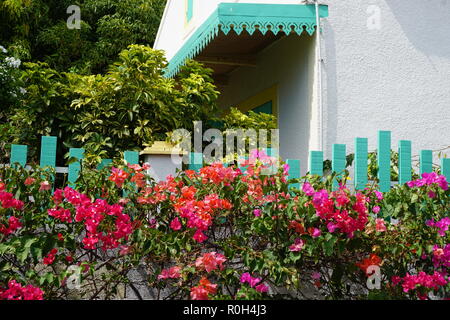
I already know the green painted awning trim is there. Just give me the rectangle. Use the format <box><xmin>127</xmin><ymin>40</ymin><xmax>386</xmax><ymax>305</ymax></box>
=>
<box><xmin>165</xmin><ymin>3</ymin><xmax>329</xmax><ymax>78</ymax></box>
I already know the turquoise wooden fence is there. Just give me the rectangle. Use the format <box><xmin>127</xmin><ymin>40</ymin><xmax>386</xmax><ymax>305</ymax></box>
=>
<box><xmin>187</xmin><ymin>130</ymin><xmax>450</xmax><ymax>192</ymax></box>
<box><xmin>4</xmin><ymin>131</ymin><xmax>450</xmax><ymax>192</ymax></box>
<box><xmin>7</xmin><ymin>136</ymin><xmax>140</xmax><ymax>188</ymax></box>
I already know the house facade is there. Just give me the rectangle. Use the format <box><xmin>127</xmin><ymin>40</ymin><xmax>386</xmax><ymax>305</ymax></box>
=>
<box><xmin>154</xmin><ymin>0</ymin><xmax>450</xmax><ymax>175</ymax></box>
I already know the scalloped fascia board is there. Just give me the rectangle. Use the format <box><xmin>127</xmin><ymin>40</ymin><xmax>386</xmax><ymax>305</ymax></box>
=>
<box><xmin>165</xmin><ymin>3</ymin><xmax>328</xmax><ymax>78</ymax></box>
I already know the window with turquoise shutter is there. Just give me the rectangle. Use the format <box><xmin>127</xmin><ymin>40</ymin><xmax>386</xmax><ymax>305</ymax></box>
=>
<box><xmin>187</xmin><ymin>0</ymin><xmax>194</xmax><ymax>22</ymax></box>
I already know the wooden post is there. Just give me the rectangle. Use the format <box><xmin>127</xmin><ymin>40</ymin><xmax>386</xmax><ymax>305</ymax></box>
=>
<box><xmin>188</xmin><ymin>152</ymin><xmax>203</xmax><ymax>172</ymax></box>
<box><xmin>354</xmin><ymin>138</ymin><xmax>368</xmax><ymax>190</ymax></box>
<box><xmin>10</xmin><ymin>144</ymin><xmax>28</xmax><ymax>168</ymax></box>
<box><xmin>286</xmin><ymin>159</ymin><xmax>301</xmax><ymax>190</ymax></box>
<box><xmin>398</xmin><ymin>140</ymin><xmax>411</xmax><ymax>185</ymax></box>
<box><xmin>377</xmin><ymin>131</ymin><xmax>391</xmax><ymax>192</ymax></box>
<box><xmin>420</xmin><ymin>150</ymin><xmax>433</xmax><ymax>175</ymax></box>
<box><xmin>309</xmin><ymin>151</ymin><xmax>323</xmax><ymax>176</ymax></box>
<box><xmin>68</xmin><ymin>148</ymin><xmax>84</xmax><ymax>188</ymax></box>
<box><xmin>332</xmin><ymin>144</ymin><xmax>346</xmax><ymax>190</ymax></box>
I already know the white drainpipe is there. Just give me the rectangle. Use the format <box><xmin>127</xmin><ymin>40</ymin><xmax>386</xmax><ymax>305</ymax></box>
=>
<box><xmin>314</xmin><ymin>0</ymin><xmax>324</xmax><ymax>151</ymax></box>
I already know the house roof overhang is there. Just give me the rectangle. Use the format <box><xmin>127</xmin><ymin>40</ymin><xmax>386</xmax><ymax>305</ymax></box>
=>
<box><xmin>165</xmin><ymin>3</ymin><xmax>329</xmax><ymax>79</ymax></box>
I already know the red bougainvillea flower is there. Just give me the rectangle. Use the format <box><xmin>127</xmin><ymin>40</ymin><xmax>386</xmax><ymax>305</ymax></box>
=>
<box><xmin>195</xmin><ymin>252</ymin><xmax>227</xmax><ymax>273</ymax></box>
<box><xmin>24</xmin><ymin>177</ymin><xmax>36</xmax><ymax>186</ymax></box>
<box><xmin>170</xmin><ymin>217</ymin><xmax>182</xmax><ymax>231</ymax></box>
<box><xmin>0</xmin><ymin>216</ymin><xmax>22</xmax><ymax>236</ymax></box>
<box><xmin>131</xmin><ymin>172</ymin><xmax>147</xmax><ymax>188</ymax></box>
<box><xmin>0</xmin><ymin>190</ymin><xmax>24</xmax><ymax>210</ymax></box>
<box><xmin>190</xmin><ymin>277</ymin><xmax>217</xmax><ymax>300</ymax></box>
<box><xmin>0</xmin><ymin>280</ymin><xmax>44</xmax><ymax>300</ymax></box>
<box><xmin>43</xmin><ymin>249</ymin><xmax>58</xmax><ymax>265</ymax></box>
<box><xmin>48</xmin><ymin>207</ymin><xmax>73</xmax><ymax>223</ymax></box>
<box><xmin>158</xmin><ymin>266</ymin><xmax>182</xmax><ymax>280</ymax></box>
<box><xmin>289</xmin><ymin>221</ymin><xmax>305</xmax><ymax>234</ymax></box>
<box><xmin>356</xmin><ymin>254</ymin><xmax>382</xmax><ymax>275</ymax></box>
<box><xmin>109</xmin><ymin>167</ymin><xmax>129</xmax><ymax>188</ymax></box>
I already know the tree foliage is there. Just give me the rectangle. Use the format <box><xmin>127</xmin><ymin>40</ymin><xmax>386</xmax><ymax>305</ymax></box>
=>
<box><xmin>0</xmin><ymin>0</ymin><xmax>167</xmax><ymax>73</ymax></box>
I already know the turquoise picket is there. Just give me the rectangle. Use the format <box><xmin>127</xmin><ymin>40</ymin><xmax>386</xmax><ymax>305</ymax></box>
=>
<box><xmin>123</xmin><ymin>151</ymin><xmax>139</xmax><ymax>197</ymax></box>
<box><xmin>10</xmin><ymin>144</ymin><xmax>28</xmax><ymax>168</ymax></box>
<box><xmin>309</xmin><ymin>151</ymin><xmax>323</xmax><ymax>176</ymax></box>
<box><xmin>68</xmin><ymin>148</ymin><xmax>84</xmax><ymax>187</ymax></box>
<box><xmin>286</xmin><ymin>159</ymin><xmax>300</xmax><ymax>190</ymax></box>
<box><xmin>264</xmin><ymin>148</ymin><xmax>274</xmax><ymax>157</ymax></box>
<box><xmin>97</xmin><ymin>159</ymin><xmax>112</xmax><ymax>170</ymax></box>
<box><xmin>420</xmin><ymin>150</ymin><xmax>433</xmax><ymax>175</ymax></box>
<box><xmin>377</xmin><ymin>131</ymin><xmax>391</xmax><ymax>192</ymax></box>
<box><xmin>124</xmin><ymin>151</ymin><xmax>139</xmax><ymax>165</ymax></box>
<box><xmin>398</xmin><ymin>140</ymin><xmax>411</xmax><ymax>185</ymax></box>
<box><xmin>442</xmin><ymin>158</ymin><xmax>450</xmax><ymax>182</ymax></box>
<box><xmin>40</xmin><ymin>136</ymin><xmax>57</xmax><ymax>169</ymax></box>
<box><xmin>332</xmin><ymin>144</ymin><xmax>346</xmax><ymax>190</ymax></box>
<box><xmin>188</xmin><ymin>152</ymin><xmax>203</xmax><ymax>172</ymax></box>
<box><xmin>238</xmin><ymin>156</ymin><xmax>249</xmax><ymax>174</ymax></box>
<box><xmin>354</xmin><ymin>138</ymin><xmax>368</xmax><ymax>190</ymax></box>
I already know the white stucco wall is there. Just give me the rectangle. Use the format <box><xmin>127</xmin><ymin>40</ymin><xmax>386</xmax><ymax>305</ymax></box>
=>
<box><xmin>155</xmin><ymin>0</ymin><xmax>450</xmax><ymax>167</ymax></box>
<box><xmin>321</xmin><ymin>0</ymin><xmax>450</xmax><ymax>163</ymax></box>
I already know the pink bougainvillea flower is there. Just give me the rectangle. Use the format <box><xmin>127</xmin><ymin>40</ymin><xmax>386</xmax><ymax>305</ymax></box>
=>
<box><xmin>312</xmin><ymin>272</ymin><xmax>321</xmax><ymax>280</ymax></box>
<box><xmin>426</xmin><ymin>218</ymin><xmax>450</xmax><ymax>237</ymax></box>
<box><xmin>170</xmin><ymin>217</ymin><xmax>182</xmax><ymax>231</ymax></box>
<box><xmin>190</xmin><ymin>285</ymin><xmax>209</xmax><ymax>300</ymax></box>
<box><xmin>158</xmin><ymin>266</ymin><xmax>182</xmax><ymax>280</ymax></box>
<box><xmin>373</xmin><ymin>206</ymin><xmax>381</xmax><ymax>214</ymax></box>
<box><xmin>119</xmin><ymin>245</ymin><xmax>132</xmax><ymax>256</ymax></box>
<box><xmin>39</xmin><ymin>181</ymin><xmax>51</xmax><ymax>191</ymax></box>
<box><xmin>193</xmin><ymin>230</ymin><xmax>207</xmax><ymax>243</ymax></box>
<box><xmin>327</xmin><ymin>222</ymin><xmax>337</xmax><ymax>233</ymax></box>
<box><xmin>240</xmin><ymin>273</ymin><xmax>252</xmax><ymax>284</ymax></box>
<box><xmin>302</xmin><ymin>182</ymin><xmax>315</xmax><ymax>196</ymax></box>
<box><xmin>282</xmin><ymin>163</ymin><xmax>290</xmax><ymax>176</ymax></box>
<box><xmin>255</xmin><ymin>283</ymin><xmax>269</xmax><ymax>293</ymax></box>
<box><xmin>375</xmin><ymin>218</ymin><xmax>387</xmax><ymax>232</ymax></box>
<box><xmin>374</xmin><ymin>191</ymin><xmax>383</xmax><ymax>201</ymax></box>
<box><xmin>240</xmin><ymin>272</ymin><xmax>268</xmax><ymax>292</ymax></box>
<box><xmin>309</xmin><ymin>227</ymin><xmax>321</xmax><ymax>238</ymax></box>
<box><xmin>289</xmin><ymin>238</ymin><xmax>305</xmax><ymax>252</ymax></box>
<box><xmin>195</xmin><ymin>252</ymin><xmax>227</xmax><ymax>273</ymax></box>
<box><xmin>253</xmin><ymin>209</ymin><xmax>262</xmax><ymax>217</ymax></box>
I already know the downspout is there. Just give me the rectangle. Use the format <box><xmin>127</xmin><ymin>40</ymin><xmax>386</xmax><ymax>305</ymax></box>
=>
<box><xmin>314</xmin><ymin>0</ymin><xmax>324</xmax><ymax>151</ymax></box>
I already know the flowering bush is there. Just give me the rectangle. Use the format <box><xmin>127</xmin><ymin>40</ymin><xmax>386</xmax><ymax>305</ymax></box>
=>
<box><xmin>0</xmin><ymin>154</ymin><xmax>448</xmax><ymax>300</ymax></box>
